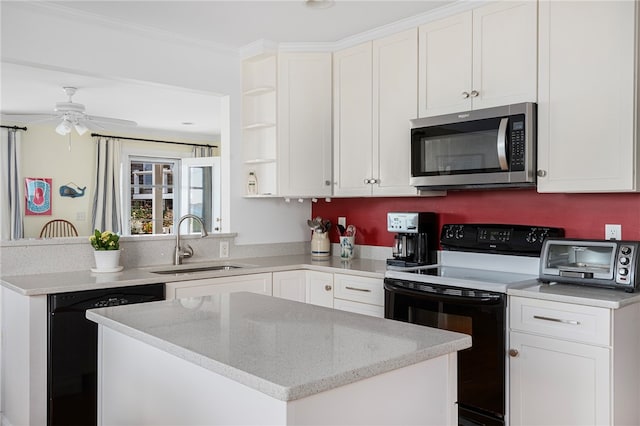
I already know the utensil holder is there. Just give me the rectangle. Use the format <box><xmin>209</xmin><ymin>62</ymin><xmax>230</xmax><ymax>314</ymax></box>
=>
<box><xmin>339</xmin><ymin>236</ymin><xmax>355</xmax><ymax>260</ymax></box>
<box><xmin>311</xmin><ymin>231</ymin><xmax>330</xmax><ymax>257</ymax></box>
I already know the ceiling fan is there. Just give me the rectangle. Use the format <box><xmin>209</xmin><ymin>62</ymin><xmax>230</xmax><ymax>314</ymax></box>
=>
<box><xmin>1</xmin><ymin>86</ymin><xmax>137</xmax><ymax>136</ymax></box>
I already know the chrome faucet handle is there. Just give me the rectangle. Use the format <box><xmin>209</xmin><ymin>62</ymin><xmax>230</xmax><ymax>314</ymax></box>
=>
<box><xmin>181</xmin><ymin>244</ymin><xmax>194</xmax><ymax>259</ymax></box>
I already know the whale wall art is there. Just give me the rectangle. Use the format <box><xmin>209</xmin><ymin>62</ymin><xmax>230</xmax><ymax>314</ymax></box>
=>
<box><xmin>25</xmin><ymin>177</ymin><xmax>52</xmax><ymax>215</ymax></box>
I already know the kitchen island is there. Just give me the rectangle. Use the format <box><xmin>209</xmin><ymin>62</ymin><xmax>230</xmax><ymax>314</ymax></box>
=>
<box><xmin>87</xmin><ymin>292</ymin><xmax>471</xmax><ymax>426</ymax></box>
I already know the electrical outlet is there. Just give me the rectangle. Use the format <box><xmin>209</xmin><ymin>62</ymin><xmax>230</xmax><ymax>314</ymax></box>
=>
<box><xmin>219</xmin><ymin>241</ymin><xmax>229</xmax><ymax>258</ymax></box>
<box><xmin>605</xmin><ymin>224</ymin><xmax>622</xmax><ymax>240</ymax></box>
<box><xmin>338</xmin><ymin>217</ymin><xmax>347</xmax><ymax>228</ymax></box>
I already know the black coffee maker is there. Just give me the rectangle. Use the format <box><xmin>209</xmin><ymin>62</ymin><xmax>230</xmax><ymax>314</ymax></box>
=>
<box><xmin>386</xmin><ymin>212</ymin><xmax>438</xmax><ymax>267</ymax></box>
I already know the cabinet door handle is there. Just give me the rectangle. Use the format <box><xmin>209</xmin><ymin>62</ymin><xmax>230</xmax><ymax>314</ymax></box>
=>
<box><xmin>537</xmin><ymin>169</ymin><xmax>547</xmax><ymax>177</ymax></box>
<box><xmin>533</xmin><ymin>315</ymin><xmax>581</xmax><ymax>325</ymax></box>
<box><xmin>470</xmin><ymin>90</ymin><xmax>479</xmax><ymax>97</ymax></box>
<box><xmin>363</xmin><ymin>178</ymin><xmax>370</xmax><ymax>184</ymax></box>
<box><xmin>325</xmin><ymin>285</ymin><xmax>332</xmax><ymax>291</ymax></box>
<box><xmin>324</xmin><ymin>180</ymin><xmax>331</xmax><ymax>186</ymax></box>
<box><xmin>461</xmin><ymin>91</ymin><xmax>470</xmax><ymax>99</ymax></box>
<box><xmin>508</xmin><ymin>349</ymin><xmax>519</xmax><ymax>357</ymax></box>
<box><xmin>345</xmin><ymin>286</ymin><xmax>371</xmax><ymax>293</ymax></box>
<box><xmin>370</xmin><ymin>178</ymin><xmax>378</xmax><ymax>184</ymax></box>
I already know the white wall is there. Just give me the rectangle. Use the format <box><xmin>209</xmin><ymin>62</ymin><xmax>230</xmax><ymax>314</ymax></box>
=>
<box><xmin>1</xmin><ymin>2</ymin><xmax>311</xmax><ymax>244</ymax></box>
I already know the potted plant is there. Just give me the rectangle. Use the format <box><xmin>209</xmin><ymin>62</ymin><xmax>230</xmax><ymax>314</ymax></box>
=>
<box><xmin>89</xmin><ymin>229</ymin><xmax>121</xmax><ymax>271</ymax></box>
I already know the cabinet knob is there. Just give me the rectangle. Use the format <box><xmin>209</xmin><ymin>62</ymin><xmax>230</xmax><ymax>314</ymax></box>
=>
<box><xmin>461</xmin><ymin>91</ymin><xmax>470</xmax><ymax>99</ymax></box>
<box><xmin>470</xmin><ymin>90</ymin><xmax>479</xmax><ymax>98</ymax></box>
<box><xmin>324</xmin><ymin>180</ymin><xmax>331</xmax><ymax>186</ymax></box>
<box><xmin>370</xmin><ymin>178</ymin><xmax>378</xmax><ymax>184</ymax></box>
<box><xmin>508</xmin><ymin>349</ymin><xmax>519</xmax><ymax>357</ymax></box>
<box><xmin>364</xmin><ymin>178</ymin><xmax>370</xmax><ymax>184</ymax></box>
<box><xmin>325</xmin><ymin>285</ymin><xmax>332</xmax><ymax>291</ymax></box>
<box><xmin>537</xmin><ymin>169</ymin><xmax>547</xmax><ymax>177</ymax></box>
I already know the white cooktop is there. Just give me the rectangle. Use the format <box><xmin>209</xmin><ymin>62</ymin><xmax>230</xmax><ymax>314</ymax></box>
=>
<box><xmin>385</xmin><ymin>251</ymin><xmax>540</xmax><ymax>293</ymax></box>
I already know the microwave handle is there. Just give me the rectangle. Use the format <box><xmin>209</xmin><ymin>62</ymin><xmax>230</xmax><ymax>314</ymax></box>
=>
<box><xmin>497</xmin><ymin>117</ymin><xmax>509</xmax><ymax>170</ymax></box>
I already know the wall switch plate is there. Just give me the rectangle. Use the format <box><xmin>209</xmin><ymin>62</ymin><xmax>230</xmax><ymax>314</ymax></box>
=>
<box><xmin>219</xmin><ymin>241</ymin><xmax>229</xmax><ymax>258</ymax></box>
<box><xmin>338</xmin><ymin>217</ymin><xmax>347</xmax><ymax>228</ymax></box>
<box><xmin>605</xmin><ymin>224</ymin><xmax>622</xmax><ymax>240</ymax></box>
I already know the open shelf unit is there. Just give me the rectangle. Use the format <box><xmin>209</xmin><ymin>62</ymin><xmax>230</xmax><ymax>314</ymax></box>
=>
<box><xmin>242</xmin><ymin>53</ymin><xmax>278</xmax><ymax>197</ymax></box>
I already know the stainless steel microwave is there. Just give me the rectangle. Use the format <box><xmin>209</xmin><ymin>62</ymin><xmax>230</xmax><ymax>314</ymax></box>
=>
<box><xmin>410</xmin><ymin>103</ymin><xmax>536</xmax><ymax>190</ymax></box>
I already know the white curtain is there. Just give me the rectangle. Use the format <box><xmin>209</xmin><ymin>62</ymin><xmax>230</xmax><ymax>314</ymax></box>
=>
<box><xmin>92</xmin><ymin>137</ymin><xmax>123</xmax><ymax>233</ymax></box>
<box><xmin>193</xmin><ymin>145</ymin><xmax>215</xmax><ymax>157</ymax></box>
<box><xmin>0</xmin><ymin>128</ymin><xmax>24</xmax><ymax>240</ymax></box>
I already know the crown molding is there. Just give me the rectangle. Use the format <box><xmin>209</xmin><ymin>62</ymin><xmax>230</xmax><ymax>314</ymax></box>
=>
<box><xmin>239</xmin><ymin>0</ymin><xmax>487</xmax><ymax>56</ymax></box>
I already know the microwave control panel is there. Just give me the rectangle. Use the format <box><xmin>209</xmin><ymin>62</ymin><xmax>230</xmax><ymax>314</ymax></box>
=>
<box><xmin>510</xmin><ymin>116</ymin><xmax>526</xmax><ymax>171</ymax></box>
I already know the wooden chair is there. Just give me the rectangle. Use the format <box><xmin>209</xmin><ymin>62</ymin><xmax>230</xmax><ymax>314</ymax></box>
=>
<box><xmin>39</xmin><ymin>219</ymin><xmax>79</xmax><ymax>238</ymax></box>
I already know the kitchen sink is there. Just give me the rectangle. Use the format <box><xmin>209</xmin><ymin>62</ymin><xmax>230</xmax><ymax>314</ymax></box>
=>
<box><xmin>151</xmin><ymin>264</ymin><xmax>245</xmax><ymax>275</ymax></box>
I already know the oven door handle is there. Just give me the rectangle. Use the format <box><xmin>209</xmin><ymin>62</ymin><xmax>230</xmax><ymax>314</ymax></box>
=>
<box><xmin>384</xmin><ymin>281</ymin><xmax>503</xmax><ymax>305</ymax></box>
<box><xmin>497</xmin><ymin>117</ymin><xmax>509</xmax><ymax>171</ymax></box>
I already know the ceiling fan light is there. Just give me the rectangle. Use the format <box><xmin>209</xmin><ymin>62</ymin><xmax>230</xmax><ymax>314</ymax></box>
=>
<box><xmin>74</xmin><ymin>122</ymin><xmax>88</xmax><ymax>135</ymax></box>
<box><xmin>55</xmin><ymin>119</ymin><xmax>72</xmax><ymax>135</ymax></box>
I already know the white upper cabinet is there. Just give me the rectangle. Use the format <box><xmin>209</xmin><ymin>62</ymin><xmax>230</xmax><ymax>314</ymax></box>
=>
<box><xmin>333</xmin><ymin>29</ymin><xmax>421</xmax><ymax>197</ymax></box>
<box><xmin>418</xmin><ymin>1</ymin><xmax>537</xmax><ymax>117</ymax></box>
<box><xmin>333</xmin><ymin>42</ymin><xmax>374</xmax><ymax>197</ymax></box>
<box><xmin>537</xmin><ymin>0</ymin><xmax>639</xmax><ymax>193</ymax></box>
<box><xmin>373</xmin><ymin>28</ymin><xmax>420</xmax><ymax>196</ymax></box>
<box><xmin>242</xmin><ymin>51</ymin><xmax>332</xmax><ymax>198</ymax></box>
<box><xmin>278</xmin><ymin>52</ymin><xmax>333</xmax><ymax>197</ymax></box>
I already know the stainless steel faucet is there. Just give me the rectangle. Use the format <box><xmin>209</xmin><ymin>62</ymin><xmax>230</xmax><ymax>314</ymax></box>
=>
<box><xmin>174</xmin><ymin>214</ymin><xmax>208</xmax><ymax>265</ymax></box>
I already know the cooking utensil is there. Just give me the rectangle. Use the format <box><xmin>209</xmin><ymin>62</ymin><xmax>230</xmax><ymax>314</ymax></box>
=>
<box><xmin>346</xmin><ymin>225</ymin><xmax>356</xmax><ymax>237</ymax></box>
<box><xmin>337</xmin><ymin>224</ymin><xmax>346</xmax><ymax>236</ymax></box>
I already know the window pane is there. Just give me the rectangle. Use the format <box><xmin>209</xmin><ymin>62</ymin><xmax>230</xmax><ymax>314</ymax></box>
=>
<box><xmin>130</xmin><ymin>160</ymin><xmax>174</xmax><ymax>234</ymax></box>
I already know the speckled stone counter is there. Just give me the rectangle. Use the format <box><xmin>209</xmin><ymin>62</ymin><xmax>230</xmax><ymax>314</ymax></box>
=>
<box><xmin>507</xmin><ymin>280</ymin><xmax>640</xmax><ymax>309</ymax></box>
<box><xmin>1</xmin><ymin>254</ymin><xmax>387</xmax><ymax>296</ymax></box>
<box><xmin>87</xmin><ymin>291</ymin><xmax>470</xmax><ymax>402</ymax></box>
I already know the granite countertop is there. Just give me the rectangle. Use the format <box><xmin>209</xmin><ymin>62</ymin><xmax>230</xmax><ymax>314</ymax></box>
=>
<box><xmin>86</xmin><ymin>291</ymin><xmax>471</xmax><ymax>401</ymax></box>
<box><xmin>0</xmin><ymin>255</ymin><xmax>387</xmax><ymax>296</ymax></box>
<box><xmin>508</xmin><ymin>279</ymin><xmax>640</xmax><ymax>309</ymax></box>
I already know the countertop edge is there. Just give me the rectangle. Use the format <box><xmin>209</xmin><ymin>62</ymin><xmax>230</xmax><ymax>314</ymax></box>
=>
<box><xmin>2</xmin><ymin>255</ymin><xmax>387</xmax><ymax>296</ymax></box>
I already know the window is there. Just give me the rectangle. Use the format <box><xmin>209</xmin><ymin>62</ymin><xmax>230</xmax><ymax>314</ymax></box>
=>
<box><xmin>130</xmin><ymin>159</ymin><xmax>176</xmax><ymax>234</ymax></box>
<box><xmin>124</xmin><ymin>152</ymin><xmax>220</xmax><ymax>236</ymax></box>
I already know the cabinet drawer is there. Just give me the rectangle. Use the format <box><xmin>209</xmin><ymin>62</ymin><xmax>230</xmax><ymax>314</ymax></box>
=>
<box><xmin>166</xmin><ymin>273</ymin><xmax>272</xmax><ymax>300</ymax></box>
<box><xmin>334</xmin><ymin>299</ymin><xmax>384</xmax><ymax>318</ymax></box>
<box><xmin>334</xmin><ymin>274</ymin><xmax>384</xmax><ymax>306</ymax></box>
<box><xmin>510</xmin><ymin>296</ymin><xmax>610</xmax><ymax>346</ymax></box>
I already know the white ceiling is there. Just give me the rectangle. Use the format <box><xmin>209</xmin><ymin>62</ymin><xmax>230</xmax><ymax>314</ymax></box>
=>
<box><xmin>1</xmin><ymin>1</ymin><xmax>451</xmax><ymax>141</ymax></box>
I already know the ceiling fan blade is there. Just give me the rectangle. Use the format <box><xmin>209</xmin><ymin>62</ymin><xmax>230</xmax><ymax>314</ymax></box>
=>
<box><xmin>85</xmin><ymin>115</ymin><xmax>137</xmax><ymax>127</ymax></box>
<box><xmin>1</xmin><ymin>113</ymin><xmax>58</xmax><ymax>124</ymax></box>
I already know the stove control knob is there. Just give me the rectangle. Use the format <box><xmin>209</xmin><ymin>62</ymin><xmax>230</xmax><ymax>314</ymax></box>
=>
<box><xmin>621</xmin><ymin>246</ymin><xmax>632</xmax><ymax>255</ymax></box>
<box><xmin>508</xmin><ymin>349</ymin><xmax>519</xmax><ymax>357</ymax></box>
<box><xmin>619</xmin><ymin>268</ymin><xmax>629</xmax><ymax>276</ymax></box>
<box><xmin>620</xmin><ymin>257</ymin><xmax>630</xmax><ymax>266</ymax></box>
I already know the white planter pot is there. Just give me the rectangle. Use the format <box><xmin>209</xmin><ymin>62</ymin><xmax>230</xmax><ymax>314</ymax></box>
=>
<box><xmin>93</xmin><ymin>249</ymin><xmax>121</xmax><ymax>272</ymax></box>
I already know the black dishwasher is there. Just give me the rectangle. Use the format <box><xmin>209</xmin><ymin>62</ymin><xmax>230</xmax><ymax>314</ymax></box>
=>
<box><xmin>47</xmin><ymin>283</ymin><xmax>165</xmax><ymax>426</ymax></box>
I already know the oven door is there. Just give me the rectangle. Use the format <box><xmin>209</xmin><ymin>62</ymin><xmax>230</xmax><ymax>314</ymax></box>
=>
<box><xmin>384</xmin><ymin>278</ymin><xmax>506</xmax><ymax>426</ymax></box>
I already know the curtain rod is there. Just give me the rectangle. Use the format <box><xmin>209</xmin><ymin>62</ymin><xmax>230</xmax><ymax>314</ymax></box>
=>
<box><xmin>1</xmin><ymin>125</ymin><xmax>27</xmax><ymax>131</ymax></box>
<box><xmin>90</xmin><ymin>133</ymin><xmax>218</xmax><ymax>149</ymax></box>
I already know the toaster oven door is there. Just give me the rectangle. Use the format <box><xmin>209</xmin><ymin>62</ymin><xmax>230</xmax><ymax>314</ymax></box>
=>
<box><xmin>541</xmin><ymin>240</ymin><xmax>617</xmax><ymax>280</ymax></box>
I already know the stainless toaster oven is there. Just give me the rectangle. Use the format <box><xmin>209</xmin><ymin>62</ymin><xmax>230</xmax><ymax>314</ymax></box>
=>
<box><xmin>539</xmin><ymin>238</ymin><xmax>640</xmax><ymax>292</ymax></box>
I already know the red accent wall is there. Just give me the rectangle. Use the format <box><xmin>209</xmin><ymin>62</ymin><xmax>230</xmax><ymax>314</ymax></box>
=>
<box><xmin>311</xmin><ymin>189</ymin><xmax>640</xmax><ymax>247</ymax></box>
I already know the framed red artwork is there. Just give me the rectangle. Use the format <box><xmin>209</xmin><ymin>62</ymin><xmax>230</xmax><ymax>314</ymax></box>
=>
<box><xmin>25</xmin><ymin>177</ymin><xmax>52</xmax><ymax>215</ymax></box>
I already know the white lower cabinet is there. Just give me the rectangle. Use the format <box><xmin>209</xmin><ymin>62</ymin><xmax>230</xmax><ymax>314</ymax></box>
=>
<box><xmin>509</xmin><ymin>296</ymin><xmax>640</xmax><ymax>426</ymax></box>
<box><xmin>272</xmin><ymin>270</ymin><xmax>334</xmax><ymax>308</ymax></box>
<box><xmin>509</xmin><ymin>331</ymin><xmax>610</xmax><ymax>425</ymax></box>
<box><xmin>165</xmin><ymin>273</ymin><xmax>273</xmax><ymax>300</ymax></box>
